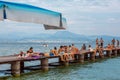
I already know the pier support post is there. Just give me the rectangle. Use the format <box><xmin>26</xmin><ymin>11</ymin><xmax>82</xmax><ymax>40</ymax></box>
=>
<box><xmin>99</xmin><ymin>51</ymin><xmax>104</xmax><ymax>59</ymax></box>
<box><xmin>62</xmin><ymin>61</ymin><xmax>69</xmax><ymax>66</ymax></box>
<box><xmin>20</xmin><ymin>61</ymin><xmax>24</xmax><ymax>73</ymax></box>
<box><xmin>84</xmin><ymin>53</ymin><xmax>88</xmax><ymax>60</ymax></box>
<box><xmin>90</xmin><ymin>52</ymin><xmax>95</xmax><ymax>62</ymax></box>
<box><xmin>114</xmin><ymin>50</ymin><xmax>117</xmax><ymax>57</ymax></box>
<box><xmin>11</xmin><ymin>61</ymin><xmax>20</xmax><ymax>77</ymax></box>
<box><xmin>117</xmin><ymin>49</ymin><xmax>120</xmax><ymax>56</ymax></box>
<box><xmin>117</xmin><ymin>49</ymin><xmax>120</xmax><ymax>55</ymax></box>
<box><xmin>41</xmin><ymin>58</ymin><xmax>49</xmax><ymax>71</ymax></box>
<box><xmin>106</xmin><ymin>50</ymin><xmax>111</xmax><ymax>58</ymax></box>
<box><xmin>79</xmin><ymin>54</ymin><xmax>84</xmax><ymax>63</ymax></box>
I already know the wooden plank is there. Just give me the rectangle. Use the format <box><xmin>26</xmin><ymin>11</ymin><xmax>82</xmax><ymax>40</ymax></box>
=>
<box><xmin>0</xmin><ymin>48</ymin><xmax>120</xmax><ymax>64</ymax></box>
<box><xmin>0</xmin><ymin>55</ymin><xmax>60</xmax><ymax>64</ymax></box>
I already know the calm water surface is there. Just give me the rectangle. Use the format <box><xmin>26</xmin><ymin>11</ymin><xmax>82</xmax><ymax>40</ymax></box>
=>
<box><xmin>3</xmin><ymin>57</ymin><xmax>120</xmax><ymax>80</ymax></box>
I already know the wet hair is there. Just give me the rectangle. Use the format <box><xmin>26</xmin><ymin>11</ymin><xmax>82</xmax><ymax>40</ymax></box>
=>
<box><xmin>27</xmin><ymin>50</ymin><xmax>29</xmax><ymax>53</ymax></box>
<box><xmin>30</xmin><ymin>47</ymin><xmax>33</xmax><ymax>49</ymax></box>
<box><xmin>60</xmin><ymin>46</ymin><xmax>63</xmax><ymax>48</ymax></box>
<box><xmin>54</xmin><ymin>47</ymin><xmax>57</xmax><ymax>50</ymax></box>
<box><xmin>88</xmin><ymin>45</ymin><xmax>91</xmax><ymax>47</ymax></box>
<box><xmin>83</xmin><ymin>44</ymin><xmax>86</xmax><ymax>46</ymax></box>
<box><xmin>69</xmin><ymin>45</ymin><xmax>71</xmax><ymax>47</ymax></box>
<box><xmin>72</xmin><ymin>44</ymin><xmax>74</xmax><ymax>46</ymax></box>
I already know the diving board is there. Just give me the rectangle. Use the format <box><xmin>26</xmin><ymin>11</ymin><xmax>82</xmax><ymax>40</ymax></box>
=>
<box><xmin>0</xmin><ymin>1</ymin><xmax>66</xmax><ymax>29</ymax></box>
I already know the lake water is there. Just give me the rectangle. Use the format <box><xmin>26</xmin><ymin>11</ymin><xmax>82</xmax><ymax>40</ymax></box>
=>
<box><xmin>0</xmin><ymin>42</ymin><xmax>120</xmax><ymax>80</ymax></box>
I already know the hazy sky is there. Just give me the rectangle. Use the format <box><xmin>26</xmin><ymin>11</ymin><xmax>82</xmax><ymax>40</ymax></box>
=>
<box><xmin>1</xmin><ymin>0</ymin><xmax>120</xmax><ymax>36</ymax></box>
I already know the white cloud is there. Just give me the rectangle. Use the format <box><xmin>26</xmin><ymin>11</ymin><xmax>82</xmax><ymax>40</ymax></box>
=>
<box><xmin>3</xmin><ymin>0</ymin><xmax>120</xmax><ymax>15</ymax></box>
<box><xmin>1</xmin><ymin>0</ymin><xmax>120</xmax><ymax>36</ymax></box>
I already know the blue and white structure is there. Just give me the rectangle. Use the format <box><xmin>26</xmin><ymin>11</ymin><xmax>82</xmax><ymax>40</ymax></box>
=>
<box><xmin>0</xmin><ymin>1</ymin><xmax>66</xmax><ymax>29</ymax></box>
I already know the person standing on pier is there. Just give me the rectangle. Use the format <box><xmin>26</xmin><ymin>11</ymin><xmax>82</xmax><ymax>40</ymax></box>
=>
<box><xmin>111</xmin><ymin>38</ymin><xmax>115</xmax><ymax>46</ymax></box>
<box><xmin>100</xmin><ymin>38</ymin><xmax>104</xmax><ymax>48</ymax></box>
<box><xmin>96</xmin><ymin>38</ymin><xmax>99</xmax><ymax>46</ymax></box>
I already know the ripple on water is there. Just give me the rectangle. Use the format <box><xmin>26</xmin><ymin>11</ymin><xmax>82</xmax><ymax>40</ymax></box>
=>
<box><xmin>5</xmin><ymin>57</ymin><xmax>120</xmax><ymax>80</ymax></box>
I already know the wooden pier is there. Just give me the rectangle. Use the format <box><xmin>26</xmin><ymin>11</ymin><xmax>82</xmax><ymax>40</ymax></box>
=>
<box><xmin>0</xmin><ymin>48</ymin><xmax>120</xmax><ymax>77</ymax></box>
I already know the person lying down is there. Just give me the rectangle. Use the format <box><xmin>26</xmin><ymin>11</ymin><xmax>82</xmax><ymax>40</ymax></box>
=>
<box><xmin>18</xmin><ymin>47</ymin><xmax>44</xmax><ymax>58</ymax></box>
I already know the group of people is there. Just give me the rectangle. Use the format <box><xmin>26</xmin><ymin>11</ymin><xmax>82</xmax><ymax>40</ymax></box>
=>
<box><xmin>94</xmin><ymin>38</ymin><xmax>120</xmax><ymax>58</ymax></box>
<box><xmin>18</xmin><ymin>44</ymin><xmax>80</xmax><ymax>61</ymax></box>
<box><xmin>106</xmin><ymin>38</ymin><xmax>119</xmax><ymax>50</ymax></box>
<box><xmin>18</xmin><ymin>47</ymin><xmax>43</xmax><ymax>58</ymax></box>
<box><xmin>48</xmin><ymin>44</ymin><xmax>79</xmax><ymax>61</ymax></box>
<box><xmin>18</xmin><ymin>38</ymin><xmax>120</xmax><ymax>61</ymax></box>
<box><xmin>96</xmin><ymin>38</ymin><xmax>104</xmax><ymax>48</ymax></box>
<box><xmin>96</xmin><ymin>38</ymin><xmax>119</xmax><ymax>48</ymax></box>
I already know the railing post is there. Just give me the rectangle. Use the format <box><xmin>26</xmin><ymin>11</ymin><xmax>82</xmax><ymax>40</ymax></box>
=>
<box><xmin>41</xmin><ymin>58</ymin><xmax>49</xmax><ymax>71</ymax></box>
<box><xmin>11</xmin><ymin>61</ymin><xmax>20</xmax><ymax>77</ymax></box>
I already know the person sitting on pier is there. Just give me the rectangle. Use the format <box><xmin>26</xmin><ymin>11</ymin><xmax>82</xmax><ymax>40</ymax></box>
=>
<box><xmin>58</xmin><ymin>46</ymin><xmax>64</xmax><ymax>55</ymax></box>
<box><xmin>28</xmin><ymin>47</ymin><xmax>42</xmax><ymax>57</ymax></box>
<box><xmin>107</xmin><ymin>44</ymin><xmax>111</xmax><ymax>49</ymax></box>
<box><xmin>98</xmin><ymin>46</ymin><xmax>104</xmax><ymax>58</ymax></box>
<box><xmin>58</xmin><ymin>46</ymin><xmax>69</xmax><ymax>62</ymax></box>
<box><xmin>28</xmin><ymin>47</ymin><xmax>33</xmax><ymax>53</ymax></box>
<box><xmin>45</xmin><ymin>47</ymin><xmax>58</xmax><ymax>57</ymax></box>
<box><xmin>51</xmin><ymin>47</ymin><xmax>58</xmax><ymax>56</ymax></box>
<box><xmin>18</xmin><ymin>51</ymin><xmax>26</xmax><ymax>58</ymax></box>
<box><xmin>63</xmin><ymin>46</ymin><xmax>70</xmax><ymax>61</ymax></box>
<box><xmin>68</xmin><ymin>45</ymin><xmax>75</xmax><ymax>60</ymax></box>
<box><xmin>58</xmin><ymin>46</ymin><xmax>65</xmax><ymax>61</ymax></box>
<box><xmin>88</xmin><ymin>45</ymin><xmax>96</xmax><ymax>58</ymax></box>
<box><xmin>71</xmin><ymin>44</ymin><xmax>79</xmax><ymax>54</ymax></box>
<box><xmin>49</xmin><ymin>49</ymin><xmax>55</xmax><ymax>56</ymax></box>
<box><xmin>111</xmin><ymin>44</ymin><xmax>115</xmax><ymax>49</ymax></box>
<box><xmin>81</xmin><ymin>44</ymin><xmax>86</xmax><ymax>51</ymax></box>
<box><xmin>49</xmin><ymin>47</ymin><xmax>59</xmax><ymax>56</ymax></box>
<box><xmin>71</xmin><ymin>44</ymin><xmax>79</xmax><ymax>60</ymax></box>
<box><xmin>22</xmin><ymin>47</ymin><xmax>43</xmax><ymax>58</ymax></box>
<box><xmin>106</xmin><ymin>44</ymin><xmax>112</xmax><ymax>50</ymax></box>
<box><xmin>25</xmin><ymin>50</ymin><xmax>32</xmax><ymax>57</ymax></box>
<box><xmin>88</xmin><ymin>45</ymin><xmax>93</xmax><ymax>51</ymax></box>
<box><xmin>18</xmin><ymin>47</ymin><xmax>43</xmax><ymax>58</ymax></box>
<box><xmin>18</xmin><ymin>50</ymin><xmax>32</xmax><ymax>58</ymax></box>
